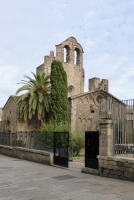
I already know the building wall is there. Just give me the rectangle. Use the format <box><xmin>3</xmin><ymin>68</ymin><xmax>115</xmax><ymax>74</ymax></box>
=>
<box><xmin>17</xmin><ymin>116</ymin><xmax>41</xmax><ymax>132</ymax></box>
<box><xmin>2</xmin><ymin>96</ymin><xmax>18</xmax><ymax>133</ymax></box>
<box><xmin>69</xmin><ymin>91</ymin><xmax>107</xmax><ymax>133</ymax></box>
<box><xmin>2</xmin><ymin>96</ymin><xmax>41</xmax><ymax>132</ymax></box>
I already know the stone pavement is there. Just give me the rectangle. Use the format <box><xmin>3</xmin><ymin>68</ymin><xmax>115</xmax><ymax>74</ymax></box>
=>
<box><xmin>0</xmin><ymin>154</ymin><xmax>134</xmax><ymax>200</ymax></box>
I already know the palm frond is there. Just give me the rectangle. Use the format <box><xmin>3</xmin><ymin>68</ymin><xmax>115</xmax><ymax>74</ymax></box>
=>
<box><xmin>16</xmin><ymin>72</ymin><xmax>51</xmax><ymax>121</ymax></box>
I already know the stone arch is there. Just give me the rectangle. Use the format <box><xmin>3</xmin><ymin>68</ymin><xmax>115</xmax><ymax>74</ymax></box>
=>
<box><xmin>74</xmin><ymin>48</ymin><xmax>81</xmax><ymax>65</ymax></box>
<box><xmin>64</xmin><ymin>45</ymin><xmax>70</xmax><ymax>63</ymax></box>
<box><xmin>83</xmin><ymin>97</ymin><xmax>89</xmax><ymax>104</ymax></box>
<box><xmin>77</xmin><ymin>118</ymin><xmax>82</xmax><ymax>131</ymax></box>
<box><xmin>87</xmin><ymin>118</ymin><xmax>91</xmax><ymax>128</ymax></box>
<box><xmin>82</xmin><ymin>118</ymin><xmax>87</xmax><ymax>131</ymax></box>
<box><xmin>78</xmin><ymin>118</ymin><xmax>82</xmax><ymax>123</ymax></box>
<box><xmin>78</xmin><ymin>98</ymin><xmax>83</xmax><ymax>104</ymax></box>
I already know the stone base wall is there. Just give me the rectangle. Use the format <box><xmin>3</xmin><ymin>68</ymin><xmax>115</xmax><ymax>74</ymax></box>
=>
<box><xmin>0</xmin><ymin>145</ymin><xmax>53</xmax><ymax>166</ymax></box>
<box><xmin>97</xmin><ymin>155</ymin><xmax>134</xmax><ymax>182</ymax></box>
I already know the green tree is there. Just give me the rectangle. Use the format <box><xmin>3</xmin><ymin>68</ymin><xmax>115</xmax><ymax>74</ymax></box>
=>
<box><xmin>50</xmin><ymin>60</ymin><xmax>68</xmax><ymax>124</ymax></box>
<box><xmin>16</xmin><ymin>72</ymin><xmax>50</xmax><ymax>121</ymax></box>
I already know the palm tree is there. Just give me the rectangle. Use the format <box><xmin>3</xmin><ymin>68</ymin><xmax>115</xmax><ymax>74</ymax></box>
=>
<box><xmin>16</xmin><ymin>72</ymin><xmax>50</xmax><ymax>121</ymax></box>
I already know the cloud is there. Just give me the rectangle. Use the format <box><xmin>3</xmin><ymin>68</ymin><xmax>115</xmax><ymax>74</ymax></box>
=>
<box><xmin>0</xmin><ymin>0</ymin><xmax>134</xmax><ymax>106</ymax></box>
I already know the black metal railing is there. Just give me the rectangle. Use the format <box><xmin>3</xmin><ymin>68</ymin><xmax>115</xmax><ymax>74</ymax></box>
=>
<box><xmin>0</xmin><ymin>132</ymin><xmax>73</xmax><ymax>160</ymax></box>
<box><xmin>99</xmin><ymin>98</ymin><xmax>134</xmax><ymax>157</ymax></box>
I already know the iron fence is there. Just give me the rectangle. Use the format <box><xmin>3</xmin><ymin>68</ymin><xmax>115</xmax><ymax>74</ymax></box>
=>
<box><xmin>99</xmin><ymin>97</ymin><xmax>134</xmax><ymax>157</ymax></box>
<box><xmin>0</xmin><ymin>132</ymin><xmax>10</xmax><ymax>146</ymax></box>
<box><xmin>0</xmin><ymin>132</ymin><xmax>73</xmax><ymax>160</ymax></box>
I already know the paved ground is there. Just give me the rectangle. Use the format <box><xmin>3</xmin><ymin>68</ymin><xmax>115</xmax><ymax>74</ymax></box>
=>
<box><xmin>0</xmin><ymin>154</ymin><xmax>134</xmax><ymax>200</ymax></box>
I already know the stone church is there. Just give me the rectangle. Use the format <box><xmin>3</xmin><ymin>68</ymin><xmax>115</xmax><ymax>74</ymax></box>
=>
<box><xmin>2</xmin><ymin>37</ymin><xmax>122</xmax><ymax>133</ymax></box>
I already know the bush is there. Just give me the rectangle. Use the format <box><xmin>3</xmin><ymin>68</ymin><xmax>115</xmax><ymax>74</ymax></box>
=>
<box><xmin>35</xmin><ymin>121</ymin><xmax>84</xmax><ymax>156</ymax></box>
<box><xmin>69</xmin><ymin>132</ymin><xmax>84</xmax><ymax>156</ymax></box>
<box><xmin>35</xmin><ymin>121</ymin><xmax>69</xmax><ymax>148</ymax></box>
<box><xmin>40</xmin><ymin>121</ymin><xmax>69</xmax><ymax>132</ymax></box>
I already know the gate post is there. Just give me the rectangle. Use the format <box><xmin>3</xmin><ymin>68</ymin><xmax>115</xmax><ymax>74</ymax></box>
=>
<box><xmin>99</xmin><ymin>119</ymin><xmax>114</xmax><ymax>156</ymax></box>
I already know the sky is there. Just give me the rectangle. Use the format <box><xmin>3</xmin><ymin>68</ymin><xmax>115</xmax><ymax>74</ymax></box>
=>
<box><xmin>0</xmin><ymin>0</ymin><xmax>134</xmax><ymax>107</ymax></box>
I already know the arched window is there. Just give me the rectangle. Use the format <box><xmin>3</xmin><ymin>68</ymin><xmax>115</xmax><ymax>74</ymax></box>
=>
<box><xmin>74</xmin><ymin>48</ymin><xmax>80</xmax><ymax>65</ymax></box>
<box><xmin>64</xmin><ymin>45</ymin><xmax>70</xmax><ymax>63</ymax></box>
<box><xmin>74</xmin><ymin>50</ymin><xmax>77</xmax><ymax>64</ymax></box>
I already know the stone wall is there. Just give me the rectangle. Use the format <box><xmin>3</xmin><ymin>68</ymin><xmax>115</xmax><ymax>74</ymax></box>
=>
<box><xmin>97</xmin><ymin>118</ymin><xmax>134</xmax><ymax>182</ymax></box>
<box><xmin>0</xmin><ymin>145</ymin><xmax>53</xmax><ymax>166</ymax></box>
<box><xmin>2</xmin><ymin>96</ymin><xmax>18</xmax><ymax>132</ymax></box>
<box><xmin>2</xmin><ymin>96</ymin><xmax>41</xmax><ymax>132</ymax></box>
<box><xmin>88</xmin><ymin>78</ymin><xmax>109</xmax><ymax>92</ymax></box>
<box><xmin>69</xmin><ymin>91</ymin><xmax>107</xmax><ymax>133</ymax></box>
<box><xmin>98</xmin><ymin>155</ymin><xmax>134</xmax><ymax>182</ymax></box>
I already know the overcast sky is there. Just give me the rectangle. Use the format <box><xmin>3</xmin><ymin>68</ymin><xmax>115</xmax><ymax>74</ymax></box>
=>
<box><xmin>0</xmin><ymin>0</ymin><xmax>134</xmax><ymax>107</ymax></box>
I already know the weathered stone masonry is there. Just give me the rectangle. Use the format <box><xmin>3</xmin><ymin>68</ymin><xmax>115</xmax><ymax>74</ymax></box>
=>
<box><xmin>37</xmin><ymin>37</ymin><xmax>84</xmax><ymax>98</ymax></box>
<box><xmin>98</xmin><ymin>119</ymin><xmax>134</xmax><ymax>182</ymax></box>
<box><xmin>98</xmin><ymin>156</ymin><xmax>134</xmax><ymax>182</ymax></box>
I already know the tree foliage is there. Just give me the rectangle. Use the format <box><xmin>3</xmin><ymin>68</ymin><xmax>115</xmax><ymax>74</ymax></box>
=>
<box><xmin>16</xmin><ymin>72</ymin><xmax>50</xmax><ymax>121</ymax></box>
<box><xmin>35</xmin><ymin>121</ymin><xmax>69</xmax><ymax>148</ymax></box>
<box><xmin>69</xmin><ymin>132</ymin><xmax>84</xmax><ymax>156</ymax></box>
<box><xmin>50</xmin><ymin>60</ymin><xmax>68</xmax><ymax>124</ymax></box>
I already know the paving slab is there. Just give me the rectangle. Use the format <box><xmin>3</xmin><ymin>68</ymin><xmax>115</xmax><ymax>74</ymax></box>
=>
<box><xmin>0</xmin><ymin>154</ymin><xmax>134</xmax><ymax>200</ymax></box>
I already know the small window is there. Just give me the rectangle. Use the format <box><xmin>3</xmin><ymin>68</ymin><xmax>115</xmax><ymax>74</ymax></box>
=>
<box><xmin>68</xmin><ymin>85</ymin><xmax>75</xmax><ymax>94</ymax></box>
<box><xmin>68</xmin><ymin>87</ymin><xmax>72</xmax><ymax>93</ymax></box>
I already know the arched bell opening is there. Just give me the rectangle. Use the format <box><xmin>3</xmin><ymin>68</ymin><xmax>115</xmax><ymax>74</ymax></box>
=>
<box><xmin>74</xmin><ymin>48</ymin><xmax>80</xmax><ymax>66</ymax></box>
<box><xmin>64</xmin><ymin>45</ymin><xmax>70</xmax><ymax>63</ymax></box>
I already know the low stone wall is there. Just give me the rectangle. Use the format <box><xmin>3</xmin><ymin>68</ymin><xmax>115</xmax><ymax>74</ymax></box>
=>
<box><xmin>0</xmin><ymin>145</ymin><xmax>53</xmax><ymax>166</ymax></box>
<box><xmin>98</xmin><ymin>155</ymin><xmax>134</xmax><ymax>182</ymax></box>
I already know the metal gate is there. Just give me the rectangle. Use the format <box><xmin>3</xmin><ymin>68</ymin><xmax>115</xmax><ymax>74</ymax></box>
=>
<box><xmin>85</xmin><ymin>131</ymin><xmax>99</xmax><ymax>169</ymax></box>
<box><xmin>54</xmin><ymin>132</ymin><xmax>69</xmax><ymax>168</ymax></box>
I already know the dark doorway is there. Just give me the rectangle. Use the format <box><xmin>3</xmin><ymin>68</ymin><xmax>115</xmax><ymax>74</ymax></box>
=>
<box><xmin>54</xmin><ymin>132</ymin><xmax>69</xmax><ymax>168</ymax></box>
<box><xmin>85</xmin><ymin>131</ymin><xmax>99</xmax><ymax>169</ymax></box>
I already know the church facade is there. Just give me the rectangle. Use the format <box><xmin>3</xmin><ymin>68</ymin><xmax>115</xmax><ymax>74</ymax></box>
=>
<box><xmin>36</xmin><ymin>37</ymin><xmax>122</xmax><ymax>133</ymax></box>
<box><xmin>2</xmin><ymin>37</ymin><xmax>123</xmax><ymax>133</ymax></box>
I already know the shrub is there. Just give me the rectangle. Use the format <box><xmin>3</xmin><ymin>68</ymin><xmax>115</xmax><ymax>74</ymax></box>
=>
<box><xmin>69</xmin><ymin>132</ymin><xmax>84</xmax><ymax>156</ymax></box>
<box><xmin>35</xmin><ymin>121</ymin><xmax>69</xmax><ymax>148</ymax></box>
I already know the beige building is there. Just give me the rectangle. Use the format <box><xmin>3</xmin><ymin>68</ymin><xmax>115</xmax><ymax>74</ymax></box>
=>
<box><xmin>2</xmin><ymin>36</ymin><xmax>123</xmax><ymax>133</ymax></box>
<box><xmin>69</xmin><ymin>88</ymin><xmax>123</xmax><ymax>133</ymax></box>
<box><xmin>2</xmin><ymin>96</ymin><xmax>41</xmax><ymax>132</ymax></box>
